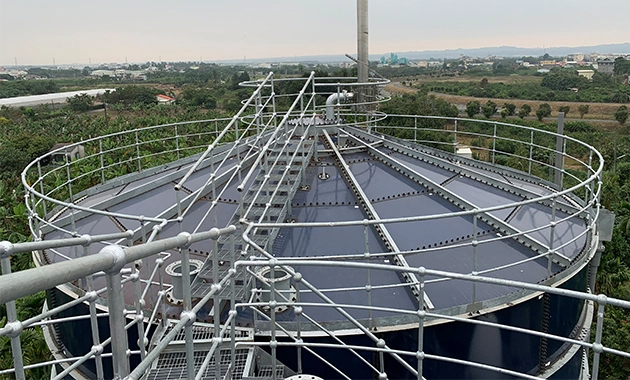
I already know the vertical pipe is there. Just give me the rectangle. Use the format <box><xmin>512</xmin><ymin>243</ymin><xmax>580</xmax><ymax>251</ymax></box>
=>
<box><xmin>37</xmin><ymin>161</ymin><xmax>47</xmax><ymax>217</ymax></box>
<box><xmin>106</xmin><ymin>270</ymin><xmax>130</xmax><ymax>378</ymax></box>
<box><xmin>528</xmin><ymin>130</ymin><xmax>534</xmax><ymax>175</ymax></box>
<box><xmin>555</xmin><ymin>112</ymin><xmax>565</xmax><ymax>188</ymax></box>
<box><xmin>591</xmin><ymin>299</ymin><xmax>606</xmax><ymax>380</ymax></box>
<box><xmin>175</xmin><ymin>125</ymin><xmax>181</xmax><ymax>161</ymax></box>
<box><xmin>364</xmin><ymin>223</ymin><xmax>372</xmax><ymax>326</ymax></box>
<box><xmin>85</xmin><ymin>246</ymin><xmax>105</xmax><ymax>380</ymax></box>
<box><xmin>270</xmin><ymin>264</ymin><xmax>278</xmax><ymax>380</ymax></box>
<box><xmin>472</xmin><ymin>213</ymin><xmax>478</xmax><ymax>303</ymax></box>
<box><xmin>357</xmin><ymin>0</ymin><xmax>369</xmax><ymax>84</ymax></box>
<box><xmin>1</xmin><ymin>257</ymin><xmax>26</xmax><ymax>380</ymax></box>
<box><xmin>547</xmin><ymin>197</ymin><xmax>557</xmax><ymax>278</ymax></box>
<box><xmin>491</xmin><ymin>123</ymin><xmax>497</xmax><ymax>165</ymax></box>
<box><xmin>132</xmin><ymin>261</ymin><xmax>146</xmax><ymax>361</ymax></box>
<box><xmin>417</xmin><ymin>268</ymin><xmax>426</xmax><ymax>379</ymax></box>
<box><xmin>229</xmin><ymin>233</ymin><xmax>237</xmax><ymax>378</ymax></box>
<box><xmin>180</xmin><ymin>246</ymin><xmax>195</xmax><ymax>380</ymax></box>
<box><xmin>453</xmin><ymin>119</ymin><xmax>458</xmax><ymax>154</ymax></box>
<box><xmin>212</xmin><ymin>237</ymin><xmax>221</xmax><ymax>380</ymax></box>
<box><xmin>586</xmin><ymin>150</ymin><xmax>593</xmax><ymax>205</ymax></box>
<box><xmin>295</xmin><ymin>276</ymin><xmax>303</xmax><ymax>374</ymax></box>
<box><xmin>99</xmin><ymin>140</ymin><xmax>105</xmax><ymax>184</ymax></box>
<box><xmin>135</xmin><ymin>131</ymin><xmax>142</xmax><ymax>172</ymax></box>
<box><xmin>414</xmin><ymin>117</ymin><xmax>417</xmax><ymax>143</ymax></box>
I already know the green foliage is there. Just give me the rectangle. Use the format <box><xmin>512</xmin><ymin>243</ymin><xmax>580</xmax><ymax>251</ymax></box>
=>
<box><xmin>615</xmin><ymin>105</ymin><xmax>629</xmax><ymax>125</ymax></box>
<box><xmin>481</xmin><ymin>100</ymin><xmax>497</xmax><ymax>118</ymax></box>
<box><xmin>181</xmin><ymin>86</ymin><xmax>217</xmax><ymax>108</ymax></box>
<box><xmin>0</xmin><ymin>133</ymin><xmax>55</xmax><ymax>179</ymax></box>
<box><xmin>535</xmin><ymin>103</ymin><xmax>552</xmax><ymax>121</ymax></box>
<box><xmin>541</xmin><ymin>71</ymin><xmax>588</xmax><ymax>91</ymax></box>
<box><xmin>503</xmin><ymin>102</ymin><xmax>516</xmax><ymax>116</ymax></box>
<box><xmin>578</xmin><ymin>104</ymin><xmax>590</xmax><ymax>119</ymax></box>
<box><xmin>518</xmin><ymin>104</ymin><xmax>531</xmax><ymax>119</ymax></box>
<box><xmin>564</xmin><ymin>121</ymin><xmax>595</xmax><ymax>133</ymax></box>
<box><xmin>102</xmin><ymin>86</ymin><xmax>160</xmax><ymax>106</ymax></box>
<box><xmin>466</xmin><ymin>100</ymin><xmax>480</xmax><ymax>118</ymax></box>
<box><xmin>421</xmin><ymin>69</ymin><xmax>629</xmax><ymax>103</ymax></box>
<box><xmin>614</xmin><ymin>57</ymin><xmax>630</xmax><ymax>76</ymax></box>
<box><xmin>0</xmin><ymin>80</ymin><xmax>60</xmax><ymax>99</ymax></box>
<box><xmin>230</xmin><ymin>71</ymin><xmax>250</xmax><ymax>90</ymax></box>
<box><xmin>66</xmin><ymin>93</ymin><xmax>94</xmax><ymax>112</ymax></box>
<box><xmin>557</xmin><ymin>105</ymin><xmax>570</xmax><ymax>115</ymax></box>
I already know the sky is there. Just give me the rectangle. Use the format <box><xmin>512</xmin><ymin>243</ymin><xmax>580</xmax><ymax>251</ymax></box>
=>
<box><xmin>1</xmin><ymin>0</ymin><xmax>629</xmax><ymax>66</ymax></box>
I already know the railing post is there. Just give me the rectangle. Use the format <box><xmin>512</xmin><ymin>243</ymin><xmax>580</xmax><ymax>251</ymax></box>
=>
<box><xmin>547</xmin><ymin>196</ymin><xmax>557</xmax><ymax>278</ymax></box>
<box><xmin>135</xmin><ymin>131</ymin><xmax>142</xmax><ymax>172</ymax></box>
<box><xmin>294</xmin><ymin>272</ymin><xmax>303</xmax><ymax>374</ymax></box>
<box><xmin>270</xmin><ymin>261</ymin><xmax>278</xmax><ymax>380</ymax></box>
<box><xmin>586</xmin><ymin>150</ymin><xmax>593</xmax><ymax>205</ymax></box>
<box><xmin>37</xmin><ymin>161</ymin><xmax>48</xmax><ymax>217</ymax></box>
<box><xmin>491</xmin><ymin>123</ymin><xmax>497</xmax><ymax>165</ymax></box>
<box><xmin>85</xmin><ymin>245</ymin><xmax>105</xmax><ymax>380</ymax></box>
<box><xmin>591</xmin><ymin>296</ymin><xmax>607</xmax><ymax>380</ymax></box>
<box><xmin>1</xmin><ymin>256</ymin><xmax>26</xmax><ymax>380</ymax></box>
<box><xmin>132</xmin><ymin>260</ymin><xmax>147</xmax><ymax>361</ymax></box>
<box><xmin>528</xmin><ymin>130</ymin><xmax>534</xmax><ymax>175</ymax></box>
<box><xmin>229</xmin><ymin>233</ymin><xmax>237</xmax><ymax>378</ymax></box>
<box><xmin>178</xmin><ymin>236</ymin><xmax>195</xmax><ymax>380</ymax></box>
<box><xmin>97</xmin><ymin>140</ymin><xmax>105</xmax><ymax>184</ymax></box>
<box><xmin>554</xmin><ymin>112</ymin><xmax>565</xmax><ymax>188</ymax></box>
<box><xmin>453</xmin><ymin>119</ymin><xmax>458</xmax><ymax>154</ymax></box>
<box><xmin>175</xmin><ymin>125</ymin><xmax>181</xmax><ymax>161</ymax></box>
<box><xmin>417</xmin><ymin>267</ymin><xmax>426</xmax><ymax>379</ymax></box>
<box><xmin>472</xmin><ymin>213</ymin><xmax>478</xmax><ymax>303</ymax></box>
<box><xmin>364</xmin><ymin>222</ymin><xmax>373</xmax><ymax>327</ymax></box>
<box><xmin>414</xmin><ymin>117</ymin><xmax>417</xmax><ymax>143</ymax></box>
<box><xmin>104</xmin><ymin>246</ymin><xmax>130</xmax><ymax>379</ymax></box>
<box><xmin>212</xmin><ymin>234</ymin><xmax>222</xmax><ymax>380</ymax></box>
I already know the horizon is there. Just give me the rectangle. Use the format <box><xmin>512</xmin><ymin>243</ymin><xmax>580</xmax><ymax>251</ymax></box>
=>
<box><xmin>1</xmin><ymin>0</ymin><xmax>629</xmax><ymax>66</ymax></box>
<box><xmin>3</xmin><ymin>42</ymin><xmax>629</xmax><ymax>69</ymax></box>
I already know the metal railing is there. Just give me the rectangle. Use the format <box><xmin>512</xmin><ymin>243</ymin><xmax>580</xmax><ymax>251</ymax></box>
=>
<box><xmin>1</xmin><ymin>76</ymin><xmax>626</xmax><ymax>380</ymax></box>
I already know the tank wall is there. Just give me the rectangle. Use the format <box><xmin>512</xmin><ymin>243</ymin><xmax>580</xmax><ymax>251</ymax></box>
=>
<box><xmin>272</xmin><ymin>267</ymin><xmax>590</xmax><ymax>379</ymax></box>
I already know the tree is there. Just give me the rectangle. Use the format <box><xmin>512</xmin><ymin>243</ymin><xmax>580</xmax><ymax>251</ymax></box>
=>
<box><xmin>503</xmin><ymin>103</ymin><xmax>516</xmax><ymax>116</ymax></box>
<box><xmin>230</xmin><ymin>71</ymin><xmax>250</xmax><ymax>90</ymax></box>
<box><xmin>66</xmin><ymin>93</ymin><xmax>94</xmax><ymax>112</ymax></box>
<box><xmin>615</xmin><ymin>105</ymin><xmax>629</xmax><ymax>125</ymax></box>
<box><xmin>465</xmin><ymin>100</ymin><xmax>480</xmax><ymax>118</ymax></box>
<box><xmin>558</xmin><ymin>105</ymin><xmax>571</xmax><ymax>116</ymax></box>
<box><xmin>518</xmin><ymin>104</ymin><xmax>532</xmax><ymax>119</ymax></box>
<box><xmin>181</xmin><ymin>86</ymin><xmax>217</xmax><ymax>108</ymax></box>
<box><xmin>482</xmin><ymin>100</ymin><xmax>497</xmax><ymax>118</ymax></box>
<box><xmin>613</xmin><ymin>57</ymin><xmax>630</xmax><ymax>76</ymax></box>
<box><xmin>102</xmin><ymin>86</ymin><xmax>159</xmax><ymax>106</ymax></box>
<box><xmin>536</xmin><ymin>103</ymin><xmax>552</xmax><ymax>121</ymax></box>
<box><xmin>578</xmin><ymin>104</ymin><xmax>590</xmax><ymax>119</ymax></box>
<box><xmin>480</xmin><ymin>78</ymin><xmax>488</xmax><ymax>88</ymax></box>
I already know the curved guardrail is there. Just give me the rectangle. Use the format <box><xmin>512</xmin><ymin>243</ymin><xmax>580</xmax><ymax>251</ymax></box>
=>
<box><xmin>3</xmin><ymin>76</ymin><xmax>619</xmax><ymax>380</ymax></box>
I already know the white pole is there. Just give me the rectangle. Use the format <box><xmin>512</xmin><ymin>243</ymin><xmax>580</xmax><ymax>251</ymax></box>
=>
<box><xmin>357</xmin><ymin>0</ymin><xmax>369</xmax><ymax>84</ymax></box>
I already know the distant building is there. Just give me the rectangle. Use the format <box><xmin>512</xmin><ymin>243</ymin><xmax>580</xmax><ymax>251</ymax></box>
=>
<box><xmin>595</xmin><ymin>59</ymin><xmax>615</xmax><ymax>75</ymax></box>
<box><xmin>378</xmin><ymin>52</ymin><xmax>409</xmax><ymax>66</ymax></box>
<box><xmin>575</xmin><ymin>69</ymin><xmax>594</xmax><ymax>80</ymax></box>
<box><xmin>540</xmin><ymin>60</ymin><xmax>556</xmax><ymax>67</ymax></box>
<box><xmin>50</xmin><ymin>143</ymin><xmax>85</xmax><ymax>162</ymax></box>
